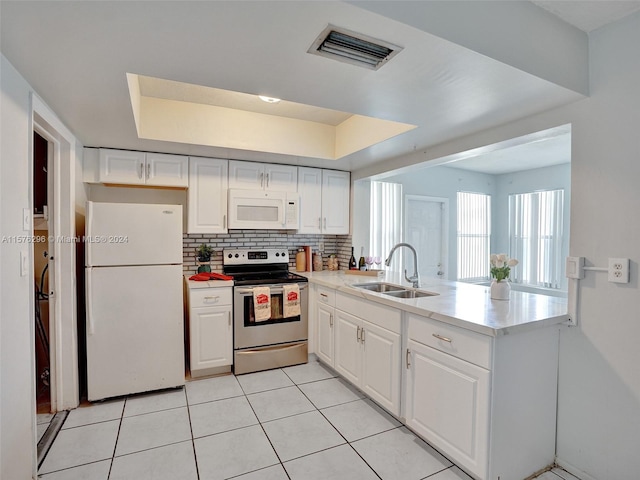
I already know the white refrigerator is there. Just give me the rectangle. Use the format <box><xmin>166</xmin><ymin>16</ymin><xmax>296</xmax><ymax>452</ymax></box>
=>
<box><xmin>85</xmin><ymin>201</ymin><xmax>184</xmax><ymax>401</ymax></box>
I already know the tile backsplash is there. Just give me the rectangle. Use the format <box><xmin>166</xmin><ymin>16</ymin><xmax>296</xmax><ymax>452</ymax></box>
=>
<box><xmin>183</xmin><ymin>230</ymin><xmax>353</xmax><ymax>275</ymax></box>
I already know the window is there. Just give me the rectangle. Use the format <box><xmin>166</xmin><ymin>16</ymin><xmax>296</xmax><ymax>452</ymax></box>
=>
<box><xmin>370</xmin><ymin>181</ymin><xmax>403</xmax><ymax>271</ymax></box>
<box><xmin>457</xmin><ymin>192</ymin><xmax>491</xmax><ymax>281</ymax></box>
<box><xmin>509</xmin><ymin>189</ymin><xmax>564</xmax><ymax>289</ymax></box>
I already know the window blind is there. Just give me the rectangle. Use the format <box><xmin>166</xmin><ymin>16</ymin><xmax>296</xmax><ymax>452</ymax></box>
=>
<box><xmin>370</xmin><ymin>181</ymin><xmax>403</xmax><ymax>271</ymax></box>
<box><xmin>457</xmin><ymin>192</ymin><xmax>491</xmax><ymax>281</ymax></box>
<box><xmin>509</xmin><ymin>189</ymin><xmax>564</xmax><ymax>289</ymax></box>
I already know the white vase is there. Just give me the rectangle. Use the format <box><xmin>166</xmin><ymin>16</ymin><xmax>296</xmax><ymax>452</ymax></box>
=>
<box><xmin>490</xmin><ymin>280</ymin><xmax>510</xmax><ymax>300</ymax></box>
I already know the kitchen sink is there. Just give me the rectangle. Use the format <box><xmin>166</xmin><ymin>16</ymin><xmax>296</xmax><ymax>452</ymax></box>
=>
<box><xmin>383</xmin><ymin>289</ymin><xmax>438</xmax><ymax>298</ymax></box>
<box><xmin>352</xmin><ymin>282</ymin><xmax>406</xmax><ymax>293</ymax></box>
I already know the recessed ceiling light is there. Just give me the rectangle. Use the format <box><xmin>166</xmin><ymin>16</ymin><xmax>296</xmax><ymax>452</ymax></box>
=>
<box><xmin>258</xmin><ymin>95</ymin><xmax>281</xmax><ymax>104</ymax></box>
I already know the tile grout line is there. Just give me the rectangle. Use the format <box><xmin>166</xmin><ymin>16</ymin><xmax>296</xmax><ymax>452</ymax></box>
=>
<box><xmin>184</xmin><ymin>386</ymin><xmax>202</xmax><ymax>480</ymax></box>
<box><xmin>284</xmin><ymin>367</ymin><xmax>383</xmax><ymax>480</ymax></box>
<box><xmin>239</xmin><ymin>369</ymin><xmax>292</xmax><ymax>480</ymax></box>
<box><xmin>106</xmin><ymin>396</ymin><xmax>127</xmax><ymax>480</ymax></box>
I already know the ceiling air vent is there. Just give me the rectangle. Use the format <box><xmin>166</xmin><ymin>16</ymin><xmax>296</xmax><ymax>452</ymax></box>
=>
<box><xmin>308</xmin><ymin>25</ymin><xmax>402</xmax><ymax>71</ymax></box>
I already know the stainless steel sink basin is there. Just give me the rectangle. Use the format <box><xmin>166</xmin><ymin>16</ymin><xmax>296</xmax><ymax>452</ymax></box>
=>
<box><xmin>383</xmin><ymin>289</ymin><xmax>438</xmax><ymax>298</ymax></box>
<box><xmin>352</xmin><ymin>282</ymin><xmax>406</xmax><ymax>293</ymax></box>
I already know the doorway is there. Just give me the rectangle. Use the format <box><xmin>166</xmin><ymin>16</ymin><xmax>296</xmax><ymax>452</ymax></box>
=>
<box><xmin>33</xmin><ymin>130</ymin><xmax>53</xmax><ymax>417</ymax></box>
<box><xmin>404</xmin><ymin>195</ymin><xmax>448</xmax><ymax>280</ymax></box>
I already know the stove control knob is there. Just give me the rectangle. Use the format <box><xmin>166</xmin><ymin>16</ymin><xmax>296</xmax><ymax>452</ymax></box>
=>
<box><xmin>234</xmin><ymin>253</ymin><xmax>239</xmax><ymax>258</ymax></box>
<box><xmin>282</xmin><ymin>252</ymin><xmax>286</xmax><ymax>257</ymax></box>
<box><xmin>227</xmin><ymin>254</ymin><xmax>232</xmax><ymax>258</ymax></box>
<box><xmin>275</xmin><ymin>252</ymin><xmax>280</xmax><ymax>257</ymax></box>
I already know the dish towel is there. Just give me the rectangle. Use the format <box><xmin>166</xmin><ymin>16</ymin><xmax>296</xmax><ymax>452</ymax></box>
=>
<box><xmin>253</xmin><ymin>286</ymin><xmax>271</xmax><ymax>322</ymax></box>
<box><xmin>283</xmin><ymin>284</ymin><xmax>301</xmax><ymax>318</ymax></box>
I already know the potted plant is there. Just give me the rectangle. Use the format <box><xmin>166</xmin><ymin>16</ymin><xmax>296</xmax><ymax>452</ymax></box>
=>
<box><xmin>489</xmin><ymin>253</ymin><xmax>518</xmax><ymax>300</ymax></box>
<box><xmin>196</xmin><ymin>244</ymin><xmax>214</xmax><ymax>273</ymax></box>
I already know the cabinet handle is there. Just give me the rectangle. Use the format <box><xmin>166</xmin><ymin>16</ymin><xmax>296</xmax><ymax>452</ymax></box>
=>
<box><xmin>228</xmin><ymin>314</ymin><xmax>231</xmax><ymax>327</ymax></box>
<box><xmin>204</xmin><ymin>296</ymin><xmax>220</xmax><ymax>302</ymax></box>
<box><xmin>266</xmin><ymin>173</ymin><xmax>269</xmax><ymax>188</ymax></box>
<box><xmin>432</xmin><ymin>333</ymin><xmax>452</xmax><ymax>343</ymax></box>
<box><xmin>357</xmin><ymin>326</ymin><xmax>361</xmax><ymax>342</ymax></box>
<box><xmin>318</xmin><ymin>217</ymin><xmax>322</xmax><ymax>230</ymax></box>
<box><xmin>138</xmin><ymin>162</ymin><xmax>144</xmax><ymax>179</ymax></box>
<box><xmin>323</xmin><ymin>217</ymin><xmax>327</xmax><ymax>229</ymax></box>
<box><xmin>361</xmin><ymin>328</ymin><xmax>365</xmax><ymax>343</ymax></box>
<box><xmin>223</xmin><ymin>214</ymin><xmax>227</xmax><ymax>229</ymax></box>
<box><xmin>260</xmin><ymin>172</ymin><xmax>264</xmax><ymax>187</ymax></box>
<box><xmin>320</xmin><ymin>293</ymin><xmax>328</xmax><ymax>298</ymax></box>
<box><xmin>406</xmin><ymin>348</ymin><xmax>411</xmax><ymax>369</ymax></box>
<box><xmin>146</xmin><ymin>162</ymin><xmax>151</xmax><ymax>179</ymax></box>
<box><xmin>329</xmin><ymin>313</ymin><xmax>333</xmax><ymax>327</ymax></box>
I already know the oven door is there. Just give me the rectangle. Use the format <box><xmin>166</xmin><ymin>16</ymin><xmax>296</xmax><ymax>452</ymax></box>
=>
<box><xmin>234</xmin><ymin>283</ymin><xmax>308</xmax><ymax>349</ymax></box>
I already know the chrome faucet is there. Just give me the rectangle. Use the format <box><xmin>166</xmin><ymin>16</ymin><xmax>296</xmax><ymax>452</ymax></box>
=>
<box><xmin>385</xmin><ymin>243</ymin><xmax>420</xmax><ymax>288</ymax></box>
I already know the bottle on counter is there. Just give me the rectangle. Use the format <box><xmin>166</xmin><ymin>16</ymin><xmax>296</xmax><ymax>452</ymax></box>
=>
<box><xmin>359</xmin><ymin>247</ymin><xmax>367</xmax><ymax>271</ymax></box>
<box><xmin>349</xmin><ymin>247</ymin><xmax>357</xmax><ymax>270</ymax></box>
<box><xmin>296</xmin><ymin>248</ymin><xmax>306</xmax><ymax>272</ymax></box>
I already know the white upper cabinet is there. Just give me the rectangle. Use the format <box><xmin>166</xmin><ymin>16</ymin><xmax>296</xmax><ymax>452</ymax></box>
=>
<box><xmin>298</xmin><ymin>167</ymin><xmax>350</xmax><ymax>234</ymax></box>
<box><xmin>98</xmin><ymin>149</ymin><xmax>188</xmax><ymax>187</ymax></box>
<box><xmin>187</xmin><ymin>157</ymin><xmax>228</xmax><ymax>234</ymax></box>
<box><xmin>229</xmin><ymin>160</ymin><xmax>297</xmax><ymax>192</ymax></box>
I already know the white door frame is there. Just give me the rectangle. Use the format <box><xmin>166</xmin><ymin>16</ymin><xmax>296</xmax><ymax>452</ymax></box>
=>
<box><xmin>404</xmin><ymin>195</ymin><xmax>449</xmax><ymax>280</ymax></box>
<box><xmin>30</xmin><ymin>93</ymin><xmax>80</xmax><ymax>475</ymax></box>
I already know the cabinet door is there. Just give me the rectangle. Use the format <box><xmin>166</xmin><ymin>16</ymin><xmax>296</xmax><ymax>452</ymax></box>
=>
<box><xmin>229</xmin><ymin>160</ymin><xmax>263</xmax><ymax>189</ymax></box>
<box><xmin>361</xmin><ymin>320</ymin><xmax>401</xmax><ymax>415</ymax></box>
<box><xmin>316</xmin><ymin>303</ymin><xmax>335</xmax><ymax>366</ymax></box>
<box><xmin>98</xmin><ymin>149</ymin><xmax>145</xmax><ymax>185</ymax></box>
<box><xmin>146</xmin><ymin>153</ymin><xmax>188</xmax><ymax>187</ymax></box>
<box><xmin>187</xmin><ymin>157</ymin><xmax>228</xmax><ymax>234</ymax></box>
<box><xmin>322</xmin><ymin>170</ymin><xmax>350</xmax><ymax>234</ymax></box>
<box><xmin>298</xmin><ymin>167</ymin><xmax>322</xmax><ymax>234</ymax></box>
<box><xmin>190</xmin><ymin>306</ymin><xmax>233</xmax><ymax>372</ymax></box>
<box><xmin>334</xmin><ymin>310</ymin><xmax>361</xmax><ymax>385</ymax></box>
<box><xmin>265</xmin><ymin>164</ymin><xmax>298</xmax><ymax>192</ymax></box>
<box><xmin>405</xmin><ymin>339</ymin><xmax>490</xmax><ymax>479</ymax></box>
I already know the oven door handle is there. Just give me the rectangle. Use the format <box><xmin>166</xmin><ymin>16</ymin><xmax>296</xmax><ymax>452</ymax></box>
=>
<box><xmin>236</xmin><ymin>284</ymin><xmax>308</xmax><ymax>295</ymax></box>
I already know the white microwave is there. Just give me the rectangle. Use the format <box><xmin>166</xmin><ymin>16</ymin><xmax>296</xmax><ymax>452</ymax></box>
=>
<box><xmin>227</xmin><ymin>189</ymin><xmax>299</xmax><ymax>230</ymax></box>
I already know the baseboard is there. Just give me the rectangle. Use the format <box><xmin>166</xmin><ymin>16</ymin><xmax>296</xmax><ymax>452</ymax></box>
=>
<box><xmin>555</xmin><ymin>457</ymin><xmax>599</xmax><ymax>480</ymax></box>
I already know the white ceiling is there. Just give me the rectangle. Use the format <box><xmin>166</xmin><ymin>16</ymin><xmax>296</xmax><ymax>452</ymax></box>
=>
<box><xmin>532</xmin><ymin>0</ymin><xmax>640</xmax><ymax>32</ymax></box>
<box><xmin>1</xmin><ymin>1</ymin><xmax>637</xmax><ymax>174</ymax></box>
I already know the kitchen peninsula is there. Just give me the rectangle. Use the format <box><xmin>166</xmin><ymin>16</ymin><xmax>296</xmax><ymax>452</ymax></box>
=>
<box><xmin>304</xmin><ymin>270</ymin><xmax>570</xmax><ymax>480</ymax></box>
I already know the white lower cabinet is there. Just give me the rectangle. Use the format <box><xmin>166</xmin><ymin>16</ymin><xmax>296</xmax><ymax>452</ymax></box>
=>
<box><xmin>333</xmin><ymin>292</ymin><xmax>402</xmax><ymax>416</ymax></box>
<box><xmin>405</xmin><ymin>312</ymin><xmax>559</xmax><ymax>480</ymax></box>
<box><xmin>186</xmin><ymin>285</ymin><xmax>233</xmax><ymax>377</ymax></box>
<box><xmin>316</xmin><ymin>302</ymin><xmax>335</xmax><ymax>366</ymax></box>
<box><xmin>405</xmin><ymin>338</ymin><xmax>490</xmax><ymax>479</ymax></box>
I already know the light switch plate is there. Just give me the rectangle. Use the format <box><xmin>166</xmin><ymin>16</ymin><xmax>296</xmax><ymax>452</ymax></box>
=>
<box><xmin>566</xmin><ymin>256</ymin><xmax>584</xmax><ymax>279</ymax></box>
<box><xmin>23</xmin><ymin>208</ymin><xmax>31</xmax><ymax>231</ymax></box>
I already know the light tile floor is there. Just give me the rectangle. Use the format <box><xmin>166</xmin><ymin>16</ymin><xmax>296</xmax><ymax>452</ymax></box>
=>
<box><xmin>38</xmin><ymin>359</ymin><xmax>581</xmax><ymax>480</ymax></box>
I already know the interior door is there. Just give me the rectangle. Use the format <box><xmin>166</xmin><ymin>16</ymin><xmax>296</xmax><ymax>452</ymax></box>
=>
<box><xmin>405</xmin><ymin>195</ymin><xmax>447</xmax><ymax>280</ymax></box>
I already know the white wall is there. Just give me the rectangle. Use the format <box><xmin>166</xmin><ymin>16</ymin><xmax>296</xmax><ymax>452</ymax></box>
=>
<box><xmin>555</xmin><ymin>13</ymin><xmax>640</xmax><ymax>479</ymax></box>
<box><xmin>1</xmin><ymin>54</ymin><xmax>38</xmax><ymax>480</ymax></box>
<box><xmin>353</xmin><ymin>11</ymin><xmax>640</xmax><ymax>479</ymax></box>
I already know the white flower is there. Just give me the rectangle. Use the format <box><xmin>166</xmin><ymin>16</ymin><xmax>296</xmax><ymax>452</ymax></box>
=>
<box><xmin>495</xmin><ymin>260</ymin><xmax>505</xmax><ymax>268</ymax></box>
<box><xmin>507</xmin><ymin>258</ymin><xmax>519</xmax><ymax>267</ymax></box>
<box><xmin>497</xmin><ymin>253</ymin><xmax>508</xmax><ymax>262</ymax></box>
<box><xmin>490</xmin><ymin>254</ymin><xmax>498</xmax><ymax>264</ymax></box>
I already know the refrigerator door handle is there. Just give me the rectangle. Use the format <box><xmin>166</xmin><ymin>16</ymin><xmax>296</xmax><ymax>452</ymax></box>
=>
<box><xmin>86</xmin><ymin>270</ymin><xmax>95</xmax><ymax>335</ymax></box>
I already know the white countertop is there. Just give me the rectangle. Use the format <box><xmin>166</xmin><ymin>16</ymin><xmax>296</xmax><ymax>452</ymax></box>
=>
<box><xmin>300</xmin><ymin>270</ymin><xmax>570</xmax><ymax>337</ymax></box>
<box><xmin>184</xmin><ymin>274</ymin><xmax>234</xmax><ymax>289</ymax></box>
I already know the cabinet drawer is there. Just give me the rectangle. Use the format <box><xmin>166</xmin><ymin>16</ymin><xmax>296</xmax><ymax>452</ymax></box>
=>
<box><xmin>189</xmin><ymin>288</ymin><xmax>233</xmax><ymax>308</ymax></box>
<box><xmin>336</xmin><ymin>291</ymin><xmax>401</xmax><ymax>333</ymax></box>
<box><xmin>316</xmin><ymin>286</ymin><xmax>336</xmax><ymax>307</ymax></box>
<box><xmin>408</xmin><ymin>313</ymin><xmax>492</xmax><ymax>369</ymax></box>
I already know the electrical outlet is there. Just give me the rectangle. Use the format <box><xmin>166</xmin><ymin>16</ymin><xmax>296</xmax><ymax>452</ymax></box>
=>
<box><xmin>318</xmin><ymin>242</ymin><xmax>325</xmax><ymax>252</ymax></box>
<box><xmin>608</xmin><ymin>258</ymin><xmax>630</xmax><ymax>283</ymax></box>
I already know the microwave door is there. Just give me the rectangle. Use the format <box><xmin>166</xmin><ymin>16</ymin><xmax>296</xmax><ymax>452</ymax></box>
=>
<box><xmin>228</xmin><ymin>190</ymin><xmax>285</xmax><ymax>229</ymax></box>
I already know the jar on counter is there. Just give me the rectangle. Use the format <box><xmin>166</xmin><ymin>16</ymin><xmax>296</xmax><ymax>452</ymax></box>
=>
<box><xmin>295</xmin><ymin>248</ymin><xmax>306</xmax><ymax>272</ymax></box>
<box><xmin>313</xmin><ymin>252</ymin><xmax>323</xmax><ymax>271</ymax></box>
<box><xmin>327</xmin><ymin>255</ymin><xmax>338</xmax><ymax>271</ymax></box>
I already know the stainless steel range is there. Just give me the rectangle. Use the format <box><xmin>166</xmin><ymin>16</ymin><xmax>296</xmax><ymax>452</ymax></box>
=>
<box><xmin>223</xmin><ymin>248</ymin><xmax>309</xmax><ymax>375</ymax></box>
